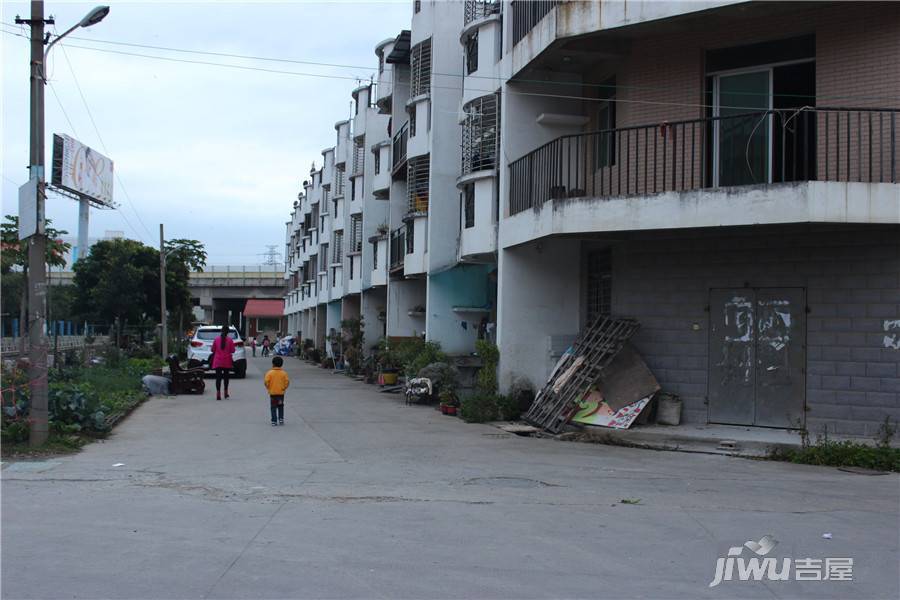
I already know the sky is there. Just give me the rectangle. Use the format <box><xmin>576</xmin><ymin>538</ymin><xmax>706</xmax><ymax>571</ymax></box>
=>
<box><xmin>1</xmin><ymin>0</ymin><xmax>410</xmax><ymax>266</ymax></box>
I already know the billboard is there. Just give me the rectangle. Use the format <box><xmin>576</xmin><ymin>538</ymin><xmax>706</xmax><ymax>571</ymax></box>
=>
<box><xmin>51</xmin><ymin>134</ymin><xmax>114</xmax><ymax>206</ymax></box>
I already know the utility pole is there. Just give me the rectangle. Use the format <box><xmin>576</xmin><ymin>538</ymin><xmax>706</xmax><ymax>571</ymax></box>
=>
<box><xmin>160</xmin><ymin>224</ymin><xmax>167</xmax><ymax>359</ymax></box>
<box><xmin>22</xmin><ymin>1</ymin><xmax>50</xmax><ymax>446</ymax></box>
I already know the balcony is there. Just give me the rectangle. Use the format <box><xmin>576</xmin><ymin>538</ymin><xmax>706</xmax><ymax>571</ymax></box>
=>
<box><xmin>506</xmin><ymin>108</ymin><xmax>898</xmax><ymax>244</ymax></box>
<box><xmin>464</xmin><ymin>0</ymin><xmax>500</xmax><ymax>26</ymax></box>
<box><xmin>391</xmin><ymin>122</ymin><xmax>408</xmax><ymax>176</ymax></box>
<box><xmin>510</xmin><ymin>0</ymin><xmax>559</xmax><ymax>46</ymax></box>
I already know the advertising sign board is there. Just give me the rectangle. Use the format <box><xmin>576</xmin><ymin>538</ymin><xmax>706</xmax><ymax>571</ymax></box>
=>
<box><xmin>51</xmin><ymin>134</ymin><xmax>114</xmax><ymax>206</ymax></box>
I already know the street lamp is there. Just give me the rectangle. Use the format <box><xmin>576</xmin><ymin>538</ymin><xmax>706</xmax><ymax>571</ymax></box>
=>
<box><xmin>15</xmin><ymin>2</ymin><xmax>109</xmax><ymax>446</ymax></box>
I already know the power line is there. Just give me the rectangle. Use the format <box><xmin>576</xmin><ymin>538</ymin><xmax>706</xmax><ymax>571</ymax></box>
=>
<box><xmin>3</xmin><ymin>26</ymin><xmax>898</xmax><ymax>107</ymax></box>
<box><xmin>54</xmin><ymin>33</ymin><xmax>156</xmax><ymax>244</ymax></box>
<box><xmin>6</xmin><ymin>23</ymin><xmax>900</xmax><ymax>105</ymax></box>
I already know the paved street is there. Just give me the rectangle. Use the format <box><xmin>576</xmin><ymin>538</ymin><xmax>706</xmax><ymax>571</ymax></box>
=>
<box><xmin>2</xmin><ymin>357</ymin><xmax>898</xmax><ymax>599</ymax></box>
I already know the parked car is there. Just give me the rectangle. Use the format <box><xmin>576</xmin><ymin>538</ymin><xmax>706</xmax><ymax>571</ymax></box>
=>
<box><xmin>187</xmin><ymin>325</ymin><xmax>247</xmax><ymax>378</ymax></box>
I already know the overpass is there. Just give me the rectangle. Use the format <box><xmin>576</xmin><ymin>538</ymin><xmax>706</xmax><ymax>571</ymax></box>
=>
<box><xmin>189</xmin><ymin>265</ymin><xmax>285</xmax><ymax>330</ymax></box>
<box><xmin>45</xmin><ymin>264</ymin><xmax>287</xmax><ymax>334</ymax></box>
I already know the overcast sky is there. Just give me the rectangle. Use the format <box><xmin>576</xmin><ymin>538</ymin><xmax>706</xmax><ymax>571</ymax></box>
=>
<box><xmin>1</xmin><ymin>0</ymin><xmax>409</xmax><ymax>266</ymax></box>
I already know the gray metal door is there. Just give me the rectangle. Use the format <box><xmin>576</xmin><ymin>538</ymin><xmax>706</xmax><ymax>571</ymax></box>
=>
<box><xmin>708</xmin><ymin>288</ymin><xmax>806</xmax><ymax>428</ymax></box>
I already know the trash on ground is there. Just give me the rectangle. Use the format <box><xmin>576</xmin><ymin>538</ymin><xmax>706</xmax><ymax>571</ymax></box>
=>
<box><xmin>141</xmin><ymin>374</ymin><xmax>171</xmax><ymax>396</ymax></box>
<box><xmin>620</xmin><ymin>498</ymin><xmax>641</xmax><ymax>505</ymax></box>
<box><xmin>524</xmin><ymin>316</ymin><xmax>640</xmax><ymax>433</ymax></box>
<box><xmin>822</xmin><ymin>533</ymin><xmax>833</xmax><ymax>539</ymax></box>
<box><xmin>112</xmin><ymin>463</ymin><xmax>125</xmax><ymax>467</ymax></box>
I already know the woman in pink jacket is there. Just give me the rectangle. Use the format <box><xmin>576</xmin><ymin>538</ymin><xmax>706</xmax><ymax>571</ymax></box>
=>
<box><xmin>210</xmin><ymin>324</ymin><xmax>235</xmax><ymax>400</ymax></box>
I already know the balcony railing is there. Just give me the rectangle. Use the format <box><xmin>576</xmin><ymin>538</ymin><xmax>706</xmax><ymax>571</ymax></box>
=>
<box><xmin>511</xmin><ymin>0</ymin><xmax>560</xmax><ymax>46</ymax></box>
<box><xmin>509</xmin><ymin>107</ymin><xmax>897</xmax><ymax>216</ymax></box>
<box><xmin>392</xmin><ymin>122</ymin><xmax>408</xmax><ymax>174</ymax></box>
<box><xmin>389</xmin><ymin>226</ymin><xmax>406</xmax><ymax>272</ymax></box>
<box><xmin>464</xmin><ymin>0</ymin><xmax>500</xmax><ymax>25</ymax></box>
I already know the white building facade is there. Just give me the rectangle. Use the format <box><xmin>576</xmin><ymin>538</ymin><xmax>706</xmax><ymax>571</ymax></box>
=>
<box><xmin>285</xmin><ymin>0</ymin><xmax>900</xmax><ymax>436</ymax></box>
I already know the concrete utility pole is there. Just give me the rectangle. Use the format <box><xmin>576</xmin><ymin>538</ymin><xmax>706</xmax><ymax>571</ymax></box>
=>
<box><xmin>160</xmin><ymin>224</ymin><xmax>167</xmax><ymax>359</ymax></box>
<box><xmin>24</xmin><ymin>1</ymin><xmax>50</xmax><ymax>446</ymax></box>
<box><xmin>17</xmin><ymin>3</ymin><xmax>110</xmax><ymax>446</ymax></box>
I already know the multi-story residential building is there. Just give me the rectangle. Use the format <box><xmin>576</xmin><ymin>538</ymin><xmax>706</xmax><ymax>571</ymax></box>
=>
<box><xmin>286</xmin><ymin>0</ymin><xmax>899</xmax><ymax>437</ymax></box>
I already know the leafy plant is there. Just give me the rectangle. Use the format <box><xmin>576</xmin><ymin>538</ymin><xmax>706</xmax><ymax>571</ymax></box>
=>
<box><xmin>417</xmin><ymin>361</ymin><xmax>459</xmax><ymax>394</ymax></box>
<box><xmin>475</xmin><ymin>340</ymin><xmax>499</xmax><ymax>396</ymax></box>
<box><xmin>496</xmin><ymin>394</ymin><xmax>522</xmax><ymax>421</ymax></box>
<box><xmin>460</xmin><ymin>394</ymin><xmax>500</xmax><ymax>423</ymax></box>
<box><xmin>341</xmin><ymin>317</ymin><xmax>365</xmax><ymax>374</ymax></box>
<box><xmin>771</xmin><ymin>424</ymin><xmax>900</xmax><ymax>472</ymax></box>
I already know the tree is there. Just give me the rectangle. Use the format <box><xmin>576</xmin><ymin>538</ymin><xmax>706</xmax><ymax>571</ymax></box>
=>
<box><xmin>1</xmin><ymin>215</ymin><xmax>71</xmax><ymax>340</ymax></box>
<box><xmin>71</xmin><ymin>237</ymin><xmax>206</xmax><ymax>343</ymax></box>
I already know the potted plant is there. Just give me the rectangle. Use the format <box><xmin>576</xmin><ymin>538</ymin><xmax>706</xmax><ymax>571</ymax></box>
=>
<box><xmin>376</xmin><ymin>222</ymin><xmax>389</xmax><ymax>236</ymax></box>
<box><xmin>375</xmin><ymin>340</ymin><xmax>400</xmax><ymax>385</ymax></box>
<box><xmin>439</xmin><ymin>388</ymin><xmax>458</xmax><ymax>416</ymax></box>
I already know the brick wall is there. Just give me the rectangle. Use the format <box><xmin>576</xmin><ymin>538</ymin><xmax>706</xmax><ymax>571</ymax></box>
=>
<box><xmin>612</xmin><ymin>224</ymin><xmax>900</xmax><ymax>437</ymax></box>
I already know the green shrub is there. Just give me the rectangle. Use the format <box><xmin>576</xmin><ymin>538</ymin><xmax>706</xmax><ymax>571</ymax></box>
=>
<box><xmin>776</xmin><ymin>440</ymin><xmax>900</xmax><ymax>472</ymax></box>
<box><xmin>475</xmin><ymin>340</ymin><xmax>499</xmax><ymax>395</ymax></box>
<box><xmin>417</xmin><ymin>361</ymin><xmax>459</xmax><ymax>393</ymax></box>
<box><xmin>460</xmin><ymin>394</ymin><xmax>500</xmax><ymax>423</ymax></box>
<box><xmin>48</xmin><ymin>382</ymin><xmax>107</xmax><ymax>432</ymax></box>
<box><xmin>394</xmin><ymin>339</ymin><xmax>447</xmax><ymax>378</ymax></box>
<box><xmin>496</xmin><ymin>394</ymin><xmax>522</xmax><ymax>421</ymax></box>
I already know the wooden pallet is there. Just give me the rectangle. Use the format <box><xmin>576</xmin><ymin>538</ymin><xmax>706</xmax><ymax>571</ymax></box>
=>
<box><xmin>523</xmin><ymin>316</ymin><xmax>640</xmax><ymax>433</ymax></box>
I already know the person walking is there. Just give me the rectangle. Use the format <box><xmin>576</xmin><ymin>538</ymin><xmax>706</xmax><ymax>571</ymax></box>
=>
<box><xmin>209</xmin><ymin>324</ymin><xmax>235</xmax><ymax>400</ymax></box>
<box><xmin>264</xmin><ymin>356</ymin><xmax>290</xmax><ymax>426</ymax></box>
<box><xmin>261</xmin><ymin>335</ymin><xmax>271</xmax><ymax>357</ymax></box>
<box><xmin>250</xmin><ymin>336</ymin><xmax>257</xmax><ymax>357</ymax></box>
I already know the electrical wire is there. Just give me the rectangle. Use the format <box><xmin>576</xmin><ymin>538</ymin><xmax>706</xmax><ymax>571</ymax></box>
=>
<box><xmin>6</xmin><ymin>23</ymin><xmax>900</xmax><ymax>105</ymax></box>
<box><xmin>54</xmin><ymin>31</ymin><xmax>156</xmax><ymax>244</ymax></box>
<box><xmin>3</xmin><ymin>26</ymin><xmax>899</xmax><ymax>106</ymax></box>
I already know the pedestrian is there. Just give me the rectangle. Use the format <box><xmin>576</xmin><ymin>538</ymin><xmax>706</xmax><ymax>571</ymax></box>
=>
<box><xmin>261</xmin><ymin>335</ymin><xmax>271</xmax><ymax>357</ymax></box>
<box><xmin>250</xmin><ymin>336</ymin><xmax>257</xmax><ymax>357</ymax></box>
<box><xmin>209</xmin><ymin>324</ymin><xmax>235</xmax><ymax>401</ymax></box>
<box><xmin>264</xmin><ymin>356</ymin><xmax>290</xmax><ymax>426</ymax></box>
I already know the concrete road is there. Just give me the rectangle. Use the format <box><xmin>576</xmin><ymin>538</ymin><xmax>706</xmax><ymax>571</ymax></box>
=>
<box><xmin>3</xmin><ymin>357</ymin><xmax>898</xmax><ymax>599</ymax></box>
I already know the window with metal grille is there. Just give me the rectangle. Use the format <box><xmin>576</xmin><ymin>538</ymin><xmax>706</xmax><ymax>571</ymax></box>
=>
<box><xmin>409</xmin><ymin>108</ymin><xmax>417</xmax><ymax>137</ymax></box>
<box><xmin>352</xmin><ymin>139</ymin><xmax>365</xmax><ymax>175</ymax></box>
<box><xmin>332</xmin><ymin>198</ymin><xmax>339</xmax><ymax>218</ymax></box>
<box><xmin>405</xmin><ymin>221</ymin><xmax>415</xmax><ymax>254</ymax></box>
<box><xmin>349</xmin><ymin>215</ymin><xmax>363</xmax><ymax>253</ymax></box>
<box><xmin>414</xmin><ymin>0</ymin><xmax>421</xmax><ymax>14</ymax></box>
<box><xmin>585</xmin><ymin>248</ymin><xmax>612</xmax><ymax>325</ymax></box>
<box><xmin>320</xmin><ymin>244</ymin><xmax>328</xmax><ymax>269</ymax></box>
<box><xmin>461</xmin><ymin>94</ymin><xmax>499</xmax><ymax>174</ymax></box>
<box><xmin>332</xmin><ymin>231</ymin><xmax>343</xmax><ymax>264</ymax></box>
<box><xmin>372</xmin><ymin>241</ymin><xmax>379</xmax><ymax>269</ymax></box>
<box><xmin>463</xmin><ymin>184</ymin><xmax>475</xmax><ymax>228</ymax></box>
<box><xmin>374</xmin><ymin>150</ymin><xmax>381</xmax><ymax>174</ymax></box>
<box><xmin>465</xmin><ymin>31</ymin><xmax>478</xmax><ymax>75</ymax></box>
<box><xmin>410</xmin><ymin>39</ymin><xmax>432</xmax><ymax>97</ymax></box>
<box><xmin>378</xmin><ymin>52</ymin><xmax>384</xmax><ymax>74</ymax></box>
<box><xmin>407</xmin><ymin>156</ymin><xmax>430</xmax><ymax>213</ymax></box>
<box><xmin>334</xmin><ymin>166</ymin><xmax>345</xmax><ymax>196</ymax></box>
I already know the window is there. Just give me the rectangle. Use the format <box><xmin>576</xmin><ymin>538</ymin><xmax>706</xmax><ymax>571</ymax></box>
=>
<box><xmin>333</xmin><ymin>198</ymin><xmax>339</xmax><ymax>218</ymax></box>
<box><xmin>378</xmin><ymin>52</ymin><xmax>384</xmax><ymax>74</ymax></box>
<box><xmin>372</xmin><ymin>241</ymin><xmax>379</xmax><ymax>269</ymax></box>
<box><xmin>334</xmin><ymin>165</ymin><xmax>345</xmax><ymax>196</ymax></box>
<box><xmin>414</xmin><ymin>0</ymin><xmax>421</xmax><ymax>13</ymax></box>
<box><xmin>410</xmin><ymin>39</ymin><xmax>432</xmax><ymax>97</ymax></box>
<box><xmin>349</xmin><ymin>215</ymin><xmax>363</xmax><ymax>253</ymax></box>
<box><xmin>465</xmin><ymin>31</ymin><xmax>479</xmax><ymax>75</ymax></box>
<box><xmin>593</xmin><ymin>77</ymin><xmax>616</xmax><ymax>170</ymax></box>
<box><xmin>350</xmin><ymin>178</ymin><xmax>356</xmax><ymax>202</ymax></box>
<box><xmin>463</xmin><ymin>185</ymin><xmax>475</xmax><ymax>228</ymax></box>
<box><xmin>461</xmin><ymin>94</ymin><xmax>499</xmax><ymax>174</ymax></box>
<box><xmin>405</xmin><ymin>221</ymin><xmax>415</xmax><ymax>254</ymax></box>
<box><xmin>353</xmin><ymin>139</ymin><xmax>365</xmax><ymax>175</ymax></box>
<box><xmin>374</xmin><ymin>150</ymin><xmax>381</xmax><ymax>174</ymax></box>
<box><xmin>409</xmin><ymin>109</ymin><xmax>417</xmax><ymax>137</ymax></box>
<box><xmin>332</xmin><ymin>231</ymin><xmax>343</xmax><ymax>264</ymax></box>
<box><xmin>407</xmin><ymin>156</ymin><xmax>430</xmax><ymax>213</ymax></box>
<box><xmin>320</xmin><ymin>244</ymin><xmax>328</xmax><ymax>268</ymax></box>
<box><xmin>585</xmin><ymin>248</ymin><xmax>612</xmax><ymax>325</ymax></box>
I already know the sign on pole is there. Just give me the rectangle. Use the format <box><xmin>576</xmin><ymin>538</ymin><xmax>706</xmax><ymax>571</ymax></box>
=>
<box><xmin>18</xmin><ymin>177</ymin><xmax>41</xmax><ymax>240</ymax></box>
<box><xmin>51</xmin><ymin>134</ymin><xmax>114</xmax><ymax>206</ymax></box>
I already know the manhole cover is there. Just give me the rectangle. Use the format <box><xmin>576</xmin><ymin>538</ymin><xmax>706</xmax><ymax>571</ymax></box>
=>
<box><xmin>462</xmin><ymin>476</ymin><xmax>556</xmax><ymax>489</ymax></box>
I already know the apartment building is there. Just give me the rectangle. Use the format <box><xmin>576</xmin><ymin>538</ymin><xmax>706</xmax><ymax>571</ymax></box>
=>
<box><xmin>286</xmin><ymin>0</ymin><xmax>899</xmax><ymax>437</ymax></box>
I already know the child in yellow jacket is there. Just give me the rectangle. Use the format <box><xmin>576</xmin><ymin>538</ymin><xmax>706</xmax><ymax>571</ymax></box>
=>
<box><xmin>264</xmin><ymin>356</ymin><xmax>290</xmax><ymax>426</ymax></box>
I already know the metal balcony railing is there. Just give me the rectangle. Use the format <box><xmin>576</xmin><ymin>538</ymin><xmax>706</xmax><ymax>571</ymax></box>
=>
<box><xmin>511</xmin><ymin>0</ymin><xmax>560</xmax><ymax>45</ymax></box>
<box><xmin>392</xmin><ymin>122</ymin><xmax>408</xmax><ymax>174</ymax></box>
<box><xmin>464</xmin><ymin>0</ymin><xmax>500</xmax><ymax>25</ymax></box>
<box><xmin>509</xmin><ymin>107</ymin><xmax>898</xmax><ymax>216</ymax></box>
<box><xmin>389</xmin><ymin>226</ymin><xmax>405</xmax><ymax>272</ymax></box>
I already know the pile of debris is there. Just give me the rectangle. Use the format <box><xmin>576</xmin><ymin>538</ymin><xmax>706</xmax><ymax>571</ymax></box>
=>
<box><xmin>523</xmin><ymin>316</ymin><xmax>661</xmax><ymax>434</ymax></box>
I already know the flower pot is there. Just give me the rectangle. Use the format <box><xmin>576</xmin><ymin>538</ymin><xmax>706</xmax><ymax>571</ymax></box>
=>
<box><xmin>380</xmin><ymin>372</ymin><xmax>398</xmax><ymax>385</ymax></box>
<box><xmin>445</xmin><ymin>406</ymin><xmax>457</xmax><ymax>416</ymax></box>
<box><xmin>439</xmin><ymin>403</ymin><xmax>448</xmax><ymax>414</ymax></box>
<box><xmin>656</xmin><ymin>395</ymin><xmax>682</xmax><ymax>426</ymax></box>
